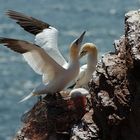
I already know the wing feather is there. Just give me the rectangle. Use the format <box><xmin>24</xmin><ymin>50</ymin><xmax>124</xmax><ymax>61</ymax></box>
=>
<box><xmin>6</xmin><ymin>10</ymin><xmax>50</xmax><ymax>35</ymax></box>
<box><xmin>6</xmin><ymin>10</ymin><xmax>68</xmax><ymax>67</ymax></box>
<box><xmin>0</xmin><ymin>38</ymin><xmax>65</xmax><ymax>82</ymax></box>
<box><xmin>35</xmin><ymin>27</ymin><xmax>68</xmax><ymax>67</ymax></box>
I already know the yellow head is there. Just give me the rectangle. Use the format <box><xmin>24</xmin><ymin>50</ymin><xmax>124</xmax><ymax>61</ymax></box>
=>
<box><xmin>79</xmin><ymin>43</ymin><xmax>97</xmax><ymax>58</ymax></box>
<box><xmin>70</xmin><ymin>31</ymin><xmax>86</xmax><ymax>60</ymax></box>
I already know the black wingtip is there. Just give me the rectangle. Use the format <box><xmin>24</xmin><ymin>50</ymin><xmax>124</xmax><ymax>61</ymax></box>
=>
<box><xmin>5</xmin><ymin>10</ymin><xmax>51</xmax><ymax>35</ymax></box>
<box><xmin>5</xmin><ymin>10</ymin><xmax>11</xmax><ymax>15</ymax></box>
<box><xmin>0</xmin><ymin>37</ymin><xmax>6</xmax><ymax>43</ymax></box>
<box><xmin>6</xmin><ymin>10</ymin><xmax>16</xmax><ymax>16</ymax></box>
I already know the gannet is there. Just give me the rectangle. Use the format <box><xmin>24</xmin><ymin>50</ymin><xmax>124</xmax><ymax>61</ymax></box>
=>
<box><xmin>0</xmin><ymin>31</ymin><xmax>85</xmax><ymax>102</ymax></box>
<box><xmin>75</xmin><ymin>43</ymin><xmax>97</xmax><ymax>88</ymax></box>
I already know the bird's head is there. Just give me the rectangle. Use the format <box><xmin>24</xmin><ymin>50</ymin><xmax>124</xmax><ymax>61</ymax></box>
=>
<box><xmin>79</xmin><ymin>43</ymin><xmax>97</xmax><ymax>58</ymax></box>
<box><xmin>70</xmin><ymin>31</ymin><xmax>86</xmax><ymax>59</ymax></box>
<box><xmin>69</xmin><ymin>88</ymin><xmax>89</xmax><ymax>114</ymax></box>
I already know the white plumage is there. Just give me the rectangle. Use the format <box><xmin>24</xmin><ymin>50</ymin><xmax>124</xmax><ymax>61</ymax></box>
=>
<box><xmin>4</xmin><ymin>10</ymin><xmax>98</xmax><ymax>101</ymax></box>
<box><xmin>23</xmin><ymin>26</ymin><xmax>69</xmax><ymax>84</ymax></box>
<box><xmin>0</xmin><ymin>31</ymin><xmax>85</xmax><ymax>102</ymax></box>
<box><xmin>35</xmin><ymin>27</ymin><xmax>68</xmax><ymax>68</ymax></box>
<box><xmin>75</xmin><ymin>43</ymin><xmax>98</xmax><ymax>88</ymax></box>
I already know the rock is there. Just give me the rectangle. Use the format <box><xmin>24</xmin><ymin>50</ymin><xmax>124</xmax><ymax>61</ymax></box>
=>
<box><xmin>88</xmin><ymin>9</ymin><xmax>140</xmax><ymax>140</ymax></box>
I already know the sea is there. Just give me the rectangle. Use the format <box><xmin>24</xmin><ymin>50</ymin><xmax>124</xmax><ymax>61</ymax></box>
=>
<box><xmin>0</xmin><ymin>0</ymin><xmax>140</xmax><ymax>139</ymax></box>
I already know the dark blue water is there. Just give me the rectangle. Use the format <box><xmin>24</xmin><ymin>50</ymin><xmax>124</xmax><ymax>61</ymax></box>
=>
<box><xmin>0</xmin><ymin>0</ymin><xmax>140</xmax><ymax>139</ymax></box>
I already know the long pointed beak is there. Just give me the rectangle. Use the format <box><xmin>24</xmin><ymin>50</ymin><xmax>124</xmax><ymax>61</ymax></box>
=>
<box><xmin>74</xmin><ymin>31</ymin><xmax>86</xmax><ymax>46</ymax></box>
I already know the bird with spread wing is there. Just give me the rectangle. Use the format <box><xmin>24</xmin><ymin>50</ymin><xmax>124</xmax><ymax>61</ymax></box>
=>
<box><xmin>0</xmin><ymin>10</ymin><xmax>86</xmax><ymax>101</ymax></box>
<box><xmin>6</xmin><ymin>10</ymin><xmax>98</xmax><ymax>90</ymax></box>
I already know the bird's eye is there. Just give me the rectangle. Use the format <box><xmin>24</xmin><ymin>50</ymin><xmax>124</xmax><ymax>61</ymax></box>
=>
<box><xmin>81</xmin><ymin>51</ymin><xmax>87</xmax><ymax>55</ymax></box>
<box><xmin>80</xmin><ymin>50</ymin><xmax>87</xmax><ymax>57</ymax></box>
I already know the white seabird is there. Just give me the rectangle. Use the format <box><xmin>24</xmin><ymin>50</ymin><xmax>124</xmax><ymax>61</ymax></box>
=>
<box><xmin>75</xmin><ymin>43</ymin><xmax>97</xmax><ymax>88</ymax></box>
<box><xmin>6</xmin><ymin>10</ymin><xmax>97</xmax><ymax>89</ymax></box>
<box><xmin>0</xmin><ymin>31</ymin><xmax>85</xmax><ymax>102</ymax></box>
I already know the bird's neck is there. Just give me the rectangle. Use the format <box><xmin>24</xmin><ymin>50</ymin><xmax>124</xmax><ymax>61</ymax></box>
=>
<box><xmin>69</xmin><ymin>56</ymin><xmax>79</xmax><ymax>66</ymax></box>
<box><xmin>69</xmin><ymin>51</ymin><xmax>79</xmax><ymax>65</ymax></box>
<box><xmin>87</xmin><ymin>53</ymin><xmax>97</xmax><ymax>70</ymax></box>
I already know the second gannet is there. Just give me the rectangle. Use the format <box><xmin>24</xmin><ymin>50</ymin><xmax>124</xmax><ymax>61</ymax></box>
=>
<box><xmin>75</xmin><ymin>43</ymin><xmax>97</xmax><ymax>88</ymax></box>
<box><xmin>0</xmin><ymin>31</ymin><xmax>85</xmax><ymax>102</ymax></box>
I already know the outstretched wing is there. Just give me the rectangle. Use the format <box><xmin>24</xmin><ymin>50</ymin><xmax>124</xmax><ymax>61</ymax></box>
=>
<box><xmin>35</xmin><ymin>27</ymin><xmax>68</xmax><ymax>67</ymax></box>
<box><xmin>6</xmin><ymin>10</ymin><xmax>68</xmax><ymax>67</ymax></box>
<box><xmin>0</xmin><ymin>38</ymin><xmax>65</xmax><ymax>83</ymax></box>
<box><xmin>6</xmin><ymin>10</ymin><xmax>50</xmax><ymax>35</ymax></box>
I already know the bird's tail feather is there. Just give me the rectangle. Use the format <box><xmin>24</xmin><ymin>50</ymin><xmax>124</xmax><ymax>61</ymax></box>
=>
<box><xmin>19</xmin><ymin>92</ymin><xmax>34</xmax><ymax>103</ymax></box>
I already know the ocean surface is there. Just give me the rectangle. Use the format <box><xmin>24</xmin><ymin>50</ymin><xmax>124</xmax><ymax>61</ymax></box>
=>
<box><xmin>0</xmin><ymin>0</ymin><xmax>140</xmax><ymax>139</ymax></box>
